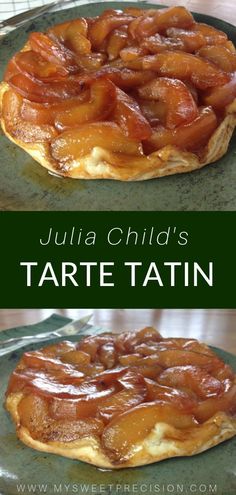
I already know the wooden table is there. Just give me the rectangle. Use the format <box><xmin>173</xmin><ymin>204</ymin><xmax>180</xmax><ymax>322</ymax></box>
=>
<box><xmin>0</xmin><ymin>309</ymin><xmax>235</xmax><ymax>354</ymax></box>
<box><xmin>155</xmin><ymin>0</ymin><xmax>236</xmax><ymax>25</ymax></box>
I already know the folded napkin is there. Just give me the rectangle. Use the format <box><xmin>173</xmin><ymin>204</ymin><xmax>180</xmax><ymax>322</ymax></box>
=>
<box><xmin>0</xmin><ymin>313</ymin><xmax>72</xmax><ymax>341</ymax></box>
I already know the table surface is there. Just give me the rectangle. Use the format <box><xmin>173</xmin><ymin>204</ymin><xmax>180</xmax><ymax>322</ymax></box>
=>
<box><xmin>156</xmin><ymin>0</ymin><xmax>236</xmax><ymax>25</ymax></box>
<box><xmin>0</xmin><ymin>0</ymin><xmax>236</xmax><ymax>25</ymax></box>
<box><xmin>0</xmin><ymin>309</ymin><xmax>235</xmax><ymax>354</ymax></box>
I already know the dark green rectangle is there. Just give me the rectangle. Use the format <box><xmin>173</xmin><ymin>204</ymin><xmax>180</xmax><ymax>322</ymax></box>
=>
<box><xmin>0</xmin><ymin>212</ymin><xmax>235</xmax><ymax>308</ymax></box>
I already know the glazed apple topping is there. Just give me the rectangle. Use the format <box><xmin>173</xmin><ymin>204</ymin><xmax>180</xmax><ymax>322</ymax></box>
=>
<box><xmin>2</xmin><ymin>6</ymin><xmax>236</xmax><ymax>163</ymax></box>
<box><xmin>6</xmin><ymin>327</ymin><xmax>236</xmax><ymax>463</ymax></box>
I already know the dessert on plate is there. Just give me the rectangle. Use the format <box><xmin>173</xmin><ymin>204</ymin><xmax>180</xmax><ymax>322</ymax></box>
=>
<box><xmin>1</xmin><ymin>6</ymin><xmax>236</xmax><ymax>180</ymax></box>
<box><xmin>5</xmin><ymin>327</ymin><xmax>236</xmax><ymax>468</ymax></box>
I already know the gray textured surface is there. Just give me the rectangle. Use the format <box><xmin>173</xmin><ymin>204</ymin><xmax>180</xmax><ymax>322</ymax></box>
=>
<box><xmin>0</xmin><ymin>2</ymin><xmax>236</xmax><ymax>211</ymax></box>
<box><xmin>0</xmin><ymin>320</ymin><xmax>235</xmax><ymax>495</ymax></box>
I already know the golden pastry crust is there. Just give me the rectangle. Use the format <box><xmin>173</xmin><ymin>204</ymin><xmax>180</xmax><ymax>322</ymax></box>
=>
<box><xmin>1</xmin><ymin>80</ymin><xmax>236</xmax><ymax>181</ymax></box>
<box><xmin>5</xmin><ymin>392</ymin><xmax>236</xmax><ymax>469</ymax></box>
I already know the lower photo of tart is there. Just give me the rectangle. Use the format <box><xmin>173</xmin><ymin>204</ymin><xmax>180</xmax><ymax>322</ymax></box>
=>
<box><xmin>5</xmin><ymin>325</ymin><xmax>236</xmax><ymax>469</ymax></box>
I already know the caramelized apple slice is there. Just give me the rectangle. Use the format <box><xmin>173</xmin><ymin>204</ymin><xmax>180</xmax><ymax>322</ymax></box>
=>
<box><xmin>120</xmin><ymin>46</ymin><xmax>148</xmax><ymax>62</ymax></box>
<box><xmin>192</xmin><ymin>23</ymin><xmax>228</xmax><ymax>45</ymax></box>
<box><xmin>29</xmin><ymin>32</ymin><xmax>79</xmax><ymax>73</ymax></box>
<box><xmin>197</xmin><ymin>45</ymin><xmax>236</xmax><ymax>73</ymax></box>
<box><xmin>8</xmin><ymin>73</ymin><xmax>84</xmax><ymax>103</ymax></box>
<box><xmin>80</xmin><ymin>53</ymin><xmax>108</xmax><ymax>70</ymax></box>
<box><xmin>77</xmin><ymin>333</ymin><xmax>115</xmax><ymax>356</ymax></box>
<box><xmin>22</xmin><ymin>351</ymin><xmax>72</xmax><ymax>371</ymax></box>
<box><xmin>123</xmin><ymin>7</ymin><xmax>144</xmax><ymax>17</ymax></box>
<box><xmin>107</xmin><ymin>28</ymin><xmax>129</xmax><ymax>60</ymax></box>
<box><xmin>51</xmin><ymin>122</ymin><xmax>143</xmax><ymax>162</ymax></box>
<box><xmin>118</xmin><ymin>369</ymin><xmax>147</xmax><ymax>391</ymax></box>
<box><xmin>65</xmin><ymin>30</ymin><xmax>91</xmax><ymax>56</ymax></box>
<box><xmin>166</xmin><ymin>28</ymin><xmax>206</xmax><ymax>52</ymax></box>
<box><xmin>93</xmin><ymin>67</ymin><xmax>156</xmax><ymax>89</ymax></box>
<box><xmin>99</xmin><ymin>342</ymin><xmax>116</xmax><ymax>369</ymax></box>
<box><xmin>48</xmin><ymin>19</ymin><xmax>92</xmax><ymax>57</ymax></box>
<box><xmin>12</xmin><ymin>50</ymin><xmax>68</xmax><ymax>80</ymax></box>
<box><xmin>77</xmin><ymin>337</ymin><xmax>99</xmax><ymax>360</ymax></box>
<box><xmin>99</xmin><ymin>9</ymin><xmax>123</xmax><ymax>18</ymax></box>
<box><xmin>126</xmin><ymin>326</ymin><xmax>162</xmax><ymax>346</ymax></box>
<box><xmin>3</xmin><ymin>58</ymin><xmax>20</xmax><ymax>82</ymax></box>
<box><xmin>131</xmin><ymin>365</ymin><xmax>162</xmax><ymax>380</ymax></box>
<box><xmin>145</xmin><ymin>379</ymin><xmax>197</xmax><ymax>411</ymax></box>
<box><xmin>114</xmin><ymin>88</ymin><xmax>152</xmax><ymax>139</ymax></box>
<box><xmin>195</xmin><ymin>384</ymin><xmax>236</xmax><ymax>422</ymax></box>
<box><xmin>197</xmin><ymin>45</ymin><xmax>236</xmax><ymax>72</ymax></box>
<box><xmin>133</xmin><ymin>342</ymin><xmax>160</xmax><ymax>356</ymax></box>
<box><xmin>49</xmin><ymin>397</ymin><xmax>78</xmax><ymax>420</ymax></box>
<box><xmin>75</xmin><ymin>364</ymin><xmax>105</xmax><ymax>378</ymax></box>
<box><xmin>158</xmin><ymin>366</ymin><xmax>223</xmax><ymax>399</ymax></box>
<box><xmin>73</xmin><ymin>386</ymin><xmax>117</xmax><ymax>419</ymax></box>
<box><xmin>21</xmin><ymin>92</ymin><xmax>90</xmax><ymax>125</ymax></box>
<box><xmin>55</xmin><ymin>78</ymin><xmax>116</xmax><ymax>130</ymax></box>
<box><xmin>47</xmin><ymin>418</ymin><xmax>105</xmax><ymax>442</ymax></box>
<box><xmin>11</xmin><ymin>367</ymin><xmax>117</xmax><ymax>399</ymax></box>
<box><xmin>213</xmin><ymin>364</ymin><xmax>234</xmax><ymax>381</ymax></box>
<box><xmin>138</xmin><ymin>347</ymin><xmax>221</xmax><ymax>370</ymax></box>
<box><xmin>47</xmin><ymin>20</ymin><xmax>72</xmax><ymax>42</ymax></box>
<box><xmin>43</xmin><ymin>340</ymin><xmax>76</xmax><ymax>357</ymax></box>
<box><xmin>136</xmin><ymin>97</ymin><xmax>167</xmax><ymax>125</ymax></box>
<box><xmin>203</xmin><ymin>72</ymin><xmax>236</xmax><ymax>109</ymax></box>
<box><xmin>144</xmin><ymin>107</ymin><xmax>217</xmax><ymax>153</ymax></box>
<box><xmin>130</xmin><ymin>354</ymin><xmax>163</xmax><ymax>366</ymax></box>
<box><xmin>141</xmin><ymin>33</ymin><xmax>185</xmax><ymax>53</ymax></box>
<box><xmin>2</xmin><ymin>89</ymin><xmax>57</xmax><ymax>142</ymax></box>
<box><xmin>143</xmin><ymin>51</ymin><xmax>230</xmax><ymax>89</ymax></box>
<box><xmin>93</xmin><ymin>367</ymin><xmax>128</xmax><ymax>385</ymax></box>
<box><xmin>98</xmin><ymin>389</ymin><xmax>144</xmax><ymax>423</ymax></box>
<box><xmin>225</xmin><ymin>40</ymin><xmax>236</xmax><ymax>53</ymax></box>
<box><xmin>18</xmin><ymin>394</ymin><xmax>50</xmax><ymax>439</ymax></box>
<box><xmin>88</xmin><ymin>14</ymin><xmax>133</xmax><ymax>48</ymax></box>
<box><xmin>102</xmin><ymin>401</ymin><xmax>197</xmax><ymax>461</ymax></box>
<box><xmin>119</xmin><ymin>353</ymin><xmax>142</xmax><ymax>365</ymax></box>
<box><xmin>129</xmin><ymin>7</ymin><xmax>194</xmax><ymax>39</ymax></box>
<box><xmin>138</xmin><ymin>78</ymin><xmax>198</xmax><ymax>129</ymax></box>
<box><xmin>115</xmin><ymin>328</ymin><xmax>160</xmax><ymax>355</ymax></box>
<box><xmin>64</xmin><ymin>18</ymin><xmax>91</xmax><ymax>55</ymax></box>
<box><xmin>19</xmin><ymin>394</ymin><xmax>104</xmax><ymax>442</ymax></box>
<box><xmin>61</xmin><ymin>350</ymin><xmax>91</xmax><ymax>365</ymax></box>
<box><xmin>98</xmin><ymin>370</ymin><xmax>147</xmax><ymax>422</ymax></box>
<box><xmin>118</xmin><ymin>355</ymin><xmax>162</xmax><ymax>380</ymax></box>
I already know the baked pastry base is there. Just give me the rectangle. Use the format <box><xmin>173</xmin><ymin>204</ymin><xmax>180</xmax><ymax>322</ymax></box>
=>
<box><xmin>6</xmin><ymin>392</ymin><xmax>236</xmax><ymax>469</ymax></box>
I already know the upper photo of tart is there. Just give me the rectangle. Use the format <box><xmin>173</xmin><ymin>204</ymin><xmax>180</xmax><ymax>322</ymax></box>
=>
<box><xmin>0</xmin><ymin>1</ymin><xmax>236</xmax><ymax>209</ymax></box>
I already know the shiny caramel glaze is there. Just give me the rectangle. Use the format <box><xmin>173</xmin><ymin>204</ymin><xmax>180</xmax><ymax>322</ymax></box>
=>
<box><xmin>2</xmin><ymin>6</ymin><xmax>236</xmax><ymax>164</ymax></box>
<box><xmin>6</xmin><ymin>328</ymin><xmax>236</xmax><ymax>463</ymax></box>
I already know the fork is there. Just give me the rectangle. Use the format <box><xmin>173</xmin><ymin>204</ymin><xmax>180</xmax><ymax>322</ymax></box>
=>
<box><xmin>0</xmin><ymin>0</ymin><xmax>72</xmax><ymax>33</ymax></box>
<box><xmin>0</xmin><ymin>313</ymin><xmax>106</xmax><ymax>357</ymax></box>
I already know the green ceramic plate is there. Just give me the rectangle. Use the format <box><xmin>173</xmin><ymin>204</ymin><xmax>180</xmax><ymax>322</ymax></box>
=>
<box><xmin>0</xmin><ymin>336</ymin><xmax>235</xmax><ymax>495</ymax></box>
<box><xmin>0</xmin><ymin>2</ymin><xmax>236</xmax><ymax>211</ymax></box>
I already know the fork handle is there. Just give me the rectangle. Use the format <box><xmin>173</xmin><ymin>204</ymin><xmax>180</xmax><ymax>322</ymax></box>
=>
<box><xmin>0</xmin><ymin>331</ymin><xmax>58</xmax><ymax>347</ymax></box>
<box><xmin>0</xmin><ymin>335</ymin><xmax>56</xmax><ymax>357</ymax></box>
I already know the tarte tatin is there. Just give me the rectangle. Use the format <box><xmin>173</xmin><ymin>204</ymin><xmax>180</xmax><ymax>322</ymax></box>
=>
<box><xmin>5</xmin><ymin>327</ymin><xmax>236</xmax><ymax>468</ymax></box>
<box><xmin>1</xmin><ymin>6</ymin><xmax>236</xmax><ymax>180</ymax></box>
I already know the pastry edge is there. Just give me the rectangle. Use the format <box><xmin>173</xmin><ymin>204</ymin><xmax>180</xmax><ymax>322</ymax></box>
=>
<box><xmin>1</xmin><ymin>81</ymin><xmax>236</xmax><ymax>181</ymax></box>
<box><xmin>6</xmin><ymin>392</ymin><xmax>236</xmax><ymax>469</ymax></box>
